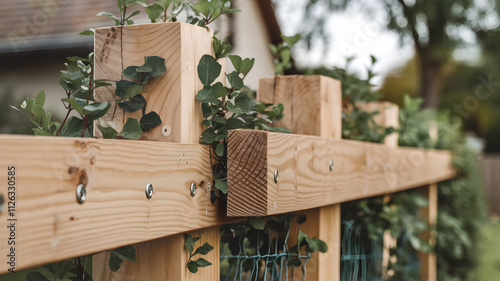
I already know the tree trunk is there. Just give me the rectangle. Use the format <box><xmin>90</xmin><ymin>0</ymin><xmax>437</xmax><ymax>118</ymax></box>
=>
<box><xmin>417</xmin><ymin>49</ymin><xmax>444</xmax><ymax>109</ymax></box>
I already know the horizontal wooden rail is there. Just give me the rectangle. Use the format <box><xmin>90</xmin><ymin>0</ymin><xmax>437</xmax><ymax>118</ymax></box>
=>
<box><xmin>0</xmin><ymin>135</ymin><xmax>236</xmax><ymax>273</ymax></box>
<box><xmin>0</xmin><ymin>129</ymin><xmax>455</xmax><ymax>273</ymax></box>
<box><xmin>227</xmin><ymin>130</ymin><xmax>456</xmax><ymax>217</ymax></box>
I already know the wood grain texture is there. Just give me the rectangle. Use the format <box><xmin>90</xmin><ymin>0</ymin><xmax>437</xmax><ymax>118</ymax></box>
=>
<box><xmin>227</xmin><ymin>130</ymin><xmax>455</xmax><ymax>217</ymax></box>
<box><xmin>94</xmin><ymin>22</ymin><xmax>221</xmax><ymax>143</ymax></box>
<box><xmin>357</xmin><ymin>101</ymin><xmax>400</xmax><ymax>147</ymax></box>
<box><xmin>419</xmin><ymin>183</ymin><xmax>438</xmax><ymax>281</ymax></box>
<box><xmin>258</xmin><ymin>75</ymin><xmax>342</xmax><ymax>139</ymax></box>
<box><xmin>261</xmin><ymin>74</ymin><xmax>343</xmax><ymax>281</ymax></box>
<box><xmin>0</xmin><ymin>135</ymin><xmax>235</xmax><ymax>273</ymax></box>
<box><xmin>93</xmin><ymin>227</ymin><xmax>220</xmax><ymax>281</ymax></box>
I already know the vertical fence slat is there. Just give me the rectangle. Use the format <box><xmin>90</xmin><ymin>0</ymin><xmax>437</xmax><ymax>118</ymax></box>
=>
<box><xmin>258</xmin><ymin>75</ymin><xmax>342</xmax><ymax>281</ymax></box>
<box><xmin>357</xmin><ymin>102</ymin><xmax>400</xmax><ymax>278</ymax></box>
<box><xmin>419</xmin><ymin>184</ymin><xmax>438</xmax><ymax>281</ymax></box>
<box><xmin>92</xmin><ymin>22</ymin><xmax>223</xmax><ymax>281</ymax></box>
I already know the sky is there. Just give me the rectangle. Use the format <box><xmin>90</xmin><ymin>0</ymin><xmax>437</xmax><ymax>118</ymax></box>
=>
<box><xmin>273</xmin><ymin>0</ymin><xmax>415</xmax><ymax>87</ymax></box>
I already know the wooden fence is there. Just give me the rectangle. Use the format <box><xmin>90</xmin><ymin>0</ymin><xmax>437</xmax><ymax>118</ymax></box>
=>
<box><xmin>483</xmin><ymin>154</ymin><xmax>500</xmax><ymax>216</ymax></box>
<box><xmin>0</xmin><ymin>22</ymin><xmax>455</xmax><ymax>281</ymax></box>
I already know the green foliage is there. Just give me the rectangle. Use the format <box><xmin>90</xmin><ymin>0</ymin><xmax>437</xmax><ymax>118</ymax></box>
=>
<box><xmin>185</xmin><ymin>234</ymin><xmax>214</xmax><ymax>273</ymax></box>
<box><xmin>399</xmin><ymin>97</ymin><xmax>486</xmax><ymax>281</ymax></box>
<box><xmin>19</xmin><ymin>55</ymin><xmax>167</xmax><ymax>280</ymax></box>
<box><xmin>26</xmin><ymin>257</ymin><xmax>92</xmax><ymax>281</ymax></box>
<box><xmin>144</xmin><ymin>0</ymin><xmax>187</xmax><ymax>23</ymax></box>
<box><xmin>196</xmin><ymin>52</ymin><xmax>288</xmax><ymax>195</ymax></box>
<box><xmin>189</xmin><ymin>0</ymin><xmax>241</xmax><ymax>27</ymax></box>
<box><xmin>108</xmin><ymin>246</ymin><xmax>136</xmax><ymax>272</ymax></box>
<box><xmin>270</xmin><ymin>34</ymin><xmax>300</xmax><ymax>75</ymax></box>
<box><xmin>97</xmin><ymin>0</ymin><xmax>145</xmax><ymax>26</ymax></box>
<box><xmin>307</xmin><ymin>57</ymin><xmax>484</xmax><ymax>280</ymax></box>
<box><xmin>220</xmin><ymin>214</ymin><xmax>328</xmax><ymax>279</ymax></box>
<box><xmin>308</xmin><ymin>56</ymin><xmax>394</xmax><ymax>143</ymax></box>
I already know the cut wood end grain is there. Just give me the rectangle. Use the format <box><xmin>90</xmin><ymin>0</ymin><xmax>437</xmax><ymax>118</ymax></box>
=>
<box><xmin>226</xmin><ymin>130</ymin><xmax>456</xmax><ymax>217</ymax></box>
<box><xmin>227</xmin><ymin>130</ymin><xmax>269</xmax><ymax>217</ymax></box>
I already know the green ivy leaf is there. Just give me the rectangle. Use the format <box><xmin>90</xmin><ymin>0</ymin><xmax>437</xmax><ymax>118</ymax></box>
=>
<box><xmin>248</xmin><ymin>218</ymin><xmax>266</xmax><ymax>230</ymax></box>
<box><xmin>198</xmin><ymin>55</ymin><xmax>221</xmax><ymax>86</ymax></box>
<box><xmin>227</xmin><ymin>95</ymin><xmax>250</xmax><ymax>114</ymax></box>
<box><xmin>118</xmin><ymin>94</ymin><xmax>146</xmax><ymax>112</ymax></box>
<box><xmin>228</xmin><ymin>55</ymin><xmax>242</xmax><ymax>72</ymax></box>
<box><xmin>140</xmin><ymin>111</ymin><xmax>162</xmax><ymax>132</ymax></box>
<box><xmin>215</xmin><ymin>180</ymin><xmax>228</xmax><ymax>194</ymax></box>
<box><xmin>191</xmin><ymin>0</ymin><xmax>211</xmax><ymax>17</ymax></box>
<box><xmin>215</xmin><ymin>142</ymin><xmax>225</xmax><ymax>156</ymax></box>
<box><xmin>115</xmin><ymin>80</ymin><xmax>136</xmax><ymax>99</ymax></box>
<box><xmin>201</xmin><ymin>127</ymin><xmax>217</xmax><ymax>143</ymax></box>
<box><xmin>185</xmin><ymin>234</ymin><xmax>201</xmax><ymax>256</ymax></box>
<box><xmin>187</xmin><ymin>260</ymin><xmax>199</xmax><ymax>273</ymax></box>
<box><xmin>193</xmin><ymin>242</ymin><xmax>214</xmax><ymax>256</ymax></box>
<box><xmin>196</xmin><ymin>86</ymin><xmax>221</xmax><ymax>104</ymax></box>
<box><xmin>281</xmin><ymin>34</ymin><xmax>301</xmax><ymax>46</ymax></box>
<box><xmin>122</xmin><ymin>66</ymin><xmax>142</xmax><ymax>80</ymax></box>
<box><xmin>35</xmin><ymin>90</ymin><xmax>46</xmax><ymax>106</ymax></box>
<box><xmin>226</xmin><ymin>71</ymin><xmax>244</xmax><ymax>90</ymax></box>
<box><xmin>60</xmin><ymin>117</ymin><xmax>85</xmax><ymax>137</ymax></box>
<box><xmin>83</xmin><ymin>101</ymin><xmax>111</xmax><ymax>122</ymax></box>
<box><xmin>98</xmin><ymin>125</ymin><xmax>118</xmax><ymax>139</ymax></box>
<box><xmin>124</xmin><ymin>84</ymin><xmax>143</xmax><ymax>99</ymax></box>
<box><xmin>108</xmin><ymin>246</ymin><xmax>136</xmax><ymax>272</ymax></box>
<box><xmin>145</xmin><ymin>3</ymin><xmax>163</xmax><ymax>22</ymax></box>
<box><xmin>61</xmin><ymin>98</ymin><xmax>86</xmax><ymax>115</ymax></box>
<box><xmin>226</xmin><ymin>117</ymin><xmax>246</xmax><ymax>130</ymax></box>
<box><xmin>144</xmin><ymin>56</ymin><xmax>167</xmax><ymax>78</ymax></box>
<box><xmin>239</xmin><ymin>58</ymin><xmax>255</xmax><ymax>77</ymax></box>
<box><xmin>79</xmin><ymin>29</ymin><xmax>95</xmax><ymax>36</ymax></box>
<box><xmin>202</xmin><ymin>103</ymin><xmax>218</xmax><ymax>118</ymax></box>
<box><xmin>195</xmin><ymin>258</ymin><xmax>212</xmax><ymax>267</ymax></box>
<box><xmin>120</xmin><ymin>118</ymin><xmax>142</xmax><ymax>140</ymax></box>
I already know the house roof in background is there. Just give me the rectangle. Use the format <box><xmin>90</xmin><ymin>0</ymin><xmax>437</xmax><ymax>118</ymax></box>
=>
<box><xmin>0</xmin><ymin>0</ymin><xmax>281</xmax><ymax>54</ymax></box>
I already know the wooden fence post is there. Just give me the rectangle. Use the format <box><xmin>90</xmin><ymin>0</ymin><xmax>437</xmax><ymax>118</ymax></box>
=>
<box><xmin>418</xmin><ymin>184</ymin><xmax>438</xmax><ymax>281</ymax></box>
<box><xmin>92</xmin><ymin>22</ymin><xmax>222</xmax><ymax>280</ymax></box>
<box><xmin>358</xmin><ymin>102</ymin><xmax>400</xmax><ymax>278</ymax></box>
<box><xmin>419</xmin><ymin>122</ymin><xmax>439</xmax><ymax>281</ymax></box>
<box><xmin>258</xmin><ymin>75</ymin><xmax>342</xmax><ymax>281</ymax></box>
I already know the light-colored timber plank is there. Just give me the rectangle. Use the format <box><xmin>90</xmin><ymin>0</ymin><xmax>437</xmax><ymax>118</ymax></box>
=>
<box><xmin>419</xmin><ymin>183</ymin><xmax>438</xmax><ymax>281</ymax></box>
<box><xmin>93</xmin><ymin>22</ymin><xmax>226</xmax><ymax>280</ymax></box>
<box><xmin>357</xmin><ymin>101</ymin><xmax>401</xmax><ymax>277</ymax></box>
<box><xmin>93</xmin><ymin>227</ymin><xmax>220</xmax><ymax>281</ymax></box>
<box><xmin>94</xmin><ymin>22</ymin><xmax>224</xmax><ymax>143</ymax></box>
<box><xmin>0</xmin><ymin>135</ymin><xmax>234</xmax><ymax>273</ymax></box>
<box><xmin>227</xmin><ymin>130</ymin><xmax>455</xmax><ymax>217</ymax></box>
<box><xmin>357</xmin><ymin>101</ymin><xmax>400</xmax><ymax>147</ymax></box>
<box><xmin>259</xmin><ymin>75</ymin><xmax>343</xmax><ymax>281</ymax></box>
<box><xmin>258</xmin><ymin>75</ymin><xmax>342</xmax><ymax>139</ymax></box>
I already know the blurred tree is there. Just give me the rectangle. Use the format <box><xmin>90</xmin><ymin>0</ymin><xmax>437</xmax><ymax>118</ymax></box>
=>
<box><xmin>273</xmin><ymin>0</ymin><xmax>499</xmax><ymax>108</ymax></box>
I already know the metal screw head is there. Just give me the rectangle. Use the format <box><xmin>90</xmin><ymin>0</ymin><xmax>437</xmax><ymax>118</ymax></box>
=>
<box><xmin>274</xmin><ymin>170</ymin><xmax>279</xmax><ymax>183</ymax></box>
<box><xmin>329</xmin><ymin>160</ymin><xmax>334</xmax><ymax>171</ymax></box>
<box><xmin>76</xmin><ymin>184</ymin><xmax>86</xmax><ymax>204</ymax></box>
<box><xmin>190</xmin><ymin>183</ymin><xmax>197</xmax><ymax>197</ymax></box>
<box><xmin>0</xmin><ymin>194</ymin><xmax>4</xmax><ymax>213</ymax></box>
<box><xmin>145</xmin><ymin>183</ymin><xmax>153</xmax><ymax>199</ymax></box>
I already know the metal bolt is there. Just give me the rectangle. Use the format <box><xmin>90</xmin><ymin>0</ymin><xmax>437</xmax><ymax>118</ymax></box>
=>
<box><xmin>76</xmin><ymin>184</ymin><xmax>86</xmax><ymax>204</ymax></box>
<box><xmin>274</xmin><ymin>170</ymin><xmax>279</xmax><ymax>183</ymax></box>
<box><xmin>145</xmin><ymin>183</ymin><xmax>153</xmax><ymax>199</ymax></box>
<box><xmin>190</xmin><ymin>182</ymin><xmax>197</xmax><ymax>197</ymax></box>
<box><xmin>329</xmin><ymin>160</ymin><xmax>334</xmax><ymax>171</ymax></box>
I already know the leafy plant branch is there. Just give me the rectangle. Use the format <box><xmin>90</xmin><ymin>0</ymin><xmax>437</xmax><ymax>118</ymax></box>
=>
<box><xmin>185</xmin><ymin>234</ymin><xmax>214</xmax><ymax>273</ymax></box>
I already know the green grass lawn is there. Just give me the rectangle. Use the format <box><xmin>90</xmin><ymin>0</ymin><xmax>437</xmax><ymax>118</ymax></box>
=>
<box><xmin>476</xmin><ymin>217</ymin><xmax>500</xmax><ymax>281</ymax></box>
